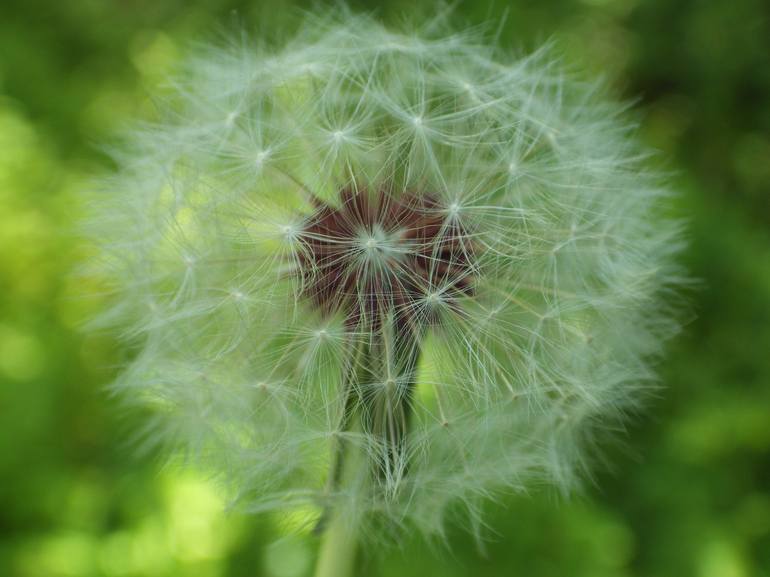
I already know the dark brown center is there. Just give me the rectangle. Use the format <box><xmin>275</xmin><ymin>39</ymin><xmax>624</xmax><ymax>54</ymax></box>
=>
<box><xmin>297</xmin><ymin>186</ymin><xmax>476</xmax><ymax>329</ymax></box>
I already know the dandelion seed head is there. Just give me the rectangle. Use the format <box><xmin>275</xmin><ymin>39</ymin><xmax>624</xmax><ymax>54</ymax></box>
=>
<box><xmin>86</xmin><ymin>11</ymin><xmax>686</xmax><ymax>542</ymax></box>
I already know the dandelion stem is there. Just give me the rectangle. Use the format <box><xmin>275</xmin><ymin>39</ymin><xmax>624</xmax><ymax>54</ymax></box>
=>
<box><xmin>362</xmin><ymin>318</ymin><xmax>421</xmax><ymax>487</ymax></box>
<box><xmin>314</xmin><ymin>509</ymin><xmax>358</xmax><ymax>577</ymax></box>
<box><xmin>315</xmin><ymin>336</ymin><xmax>367</xmax><ymax>534</ymax></box>
<box><xmin>314</xmin><ymin>319</ymin><xmax>420</xmax><ymax>577</ymax></box>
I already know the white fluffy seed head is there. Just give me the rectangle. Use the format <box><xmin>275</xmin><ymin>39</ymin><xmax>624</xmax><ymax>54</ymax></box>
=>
<box><xmin>86</xmin><ymin>11</ymin><xmax>685</xmax><ymax>541</ymax></box>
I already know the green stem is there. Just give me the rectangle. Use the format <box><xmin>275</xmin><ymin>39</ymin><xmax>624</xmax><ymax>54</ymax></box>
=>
<box><xmin>313</xmin><ymin>318</ymin><xmax>420</xmax><ymax>577</ymax></box>
<box><xmin>314</xmin><ymin>510</ymin><xmax>358</xmax><ymax>577</ymax></box>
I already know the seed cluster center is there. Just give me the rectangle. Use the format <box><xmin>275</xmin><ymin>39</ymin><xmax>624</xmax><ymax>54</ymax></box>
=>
<box><xmin>298</xmin><ymin>187</ymin><xmax>476</xmax><ymax>328</ymax></box>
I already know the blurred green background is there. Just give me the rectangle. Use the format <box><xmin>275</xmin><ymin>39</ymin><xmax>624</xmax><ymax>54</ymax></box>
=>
<box><xmin>1</xmin><ymin>0</ymin><xmax>769</xmax><ymax>576</ymax></box>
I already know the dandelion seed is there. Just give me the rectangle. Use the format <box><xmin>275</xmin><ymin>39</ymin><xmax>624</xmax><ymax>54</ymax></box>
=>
<box><xmin>254</xmin><ymin>149</ymin><xmax>269</xmax><ymax>167</ymax></box>
<box><xmin>331</xmin><ymin>130</ymin><xmax>346</xmax><ymax>143</ymax></box>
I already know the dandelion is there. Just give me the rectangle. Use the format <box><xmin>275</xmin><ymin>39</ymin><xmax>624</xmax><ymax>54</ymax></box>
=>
<box><xmin>87</xmin><ymin>10</ymin><xmax>685</xmax><ymax>574</ymax></box>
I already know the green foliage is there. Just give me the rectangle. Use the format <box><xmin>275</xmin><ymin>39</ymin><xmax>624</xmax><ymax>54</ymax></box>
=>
<box><xmin>1</xmin><ymin>1</ymin><xmax>768</xmax><ymax>576</ymax></box>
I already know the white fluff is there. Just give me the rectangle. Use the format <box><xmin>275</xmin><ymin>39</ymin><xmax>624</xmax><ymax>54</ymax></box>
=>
<box><xmin>85</xmin><ymin>11</ymin><xmax>685</xmax><ymax>541</ymax></box>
